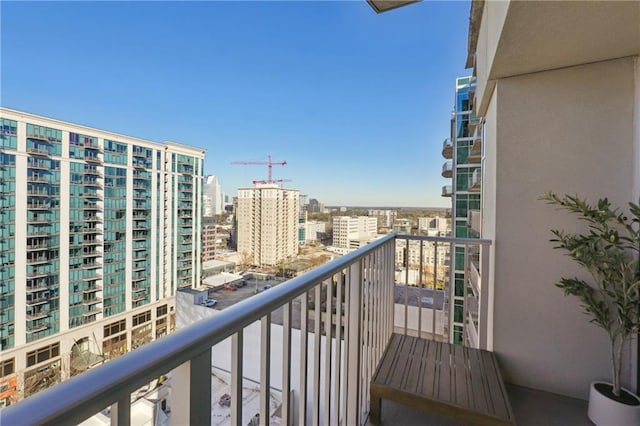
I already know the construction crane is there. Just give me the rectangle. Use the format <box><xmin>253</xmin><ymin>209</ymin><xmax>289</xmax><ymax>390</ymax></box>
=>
<box><xmin>251</xmin><ymin>178</ymin><xmax>292</xmax><ymax>187</ymax></box>
<box><xmin>231</xmin><ymin>155</ymin><xmax>287</xmax><ymax>184</ymax></box>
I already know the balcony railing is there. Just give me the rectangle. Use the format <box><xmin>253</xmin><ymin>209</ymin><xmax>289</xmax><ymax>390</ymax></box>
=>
<box><xmin>441</xmin><ymin>184</ymin><xmax>452</xmax><ymax>197</ymax></box>
<box><xmin>3</xmin><ymin>234</ymin><xmax>491</xmax><ymax>426</ymax></box>
<box><xmin>441</xmin><ymin>138</ymin><xmax>453</xmax><ymax>159</ymax></box>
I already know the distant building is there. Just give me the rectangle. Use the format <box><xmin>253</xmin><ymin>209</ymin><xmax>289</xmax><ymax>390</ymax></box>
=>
<box><xmin>418</xmin><ymin>216</ymin><xmax>449</xmax><ymax>235</ymax></box>
<box><xmin>202</xmin><ymin>224</ymin><xmax>220</xmax><ymax>262</ymax></box>
<box><xmin>332</xmin><ymin>216</ymin><xmax>377</xmax><ymax>251</ymax></box>
<box><xmin>305</xmin><ymin>221</ymin><xmax>326</xmax><ymax>242</ymax></box>
<box><xmin>203</xmin><ymin>175</ymin><xmax>224</xmax><ymax>217</ymax></box>
<box><xmin>236</xmin><ymin>184</ymin><xmax>300</xmax><ymax>267</ymax></box>
<box><xmin>392</xmin><ymin>218</ymin><xmax>412</xmax><ymax>234</ymax></box>
<box><xmin>368</xmin><ymin>209</ymin><xmax>397</xmax><ymax>228</ymax></box>
<box><xmin>307</xmin><ymin>198</ymin><xmax>323</xmax><ymax>214</ymax></box>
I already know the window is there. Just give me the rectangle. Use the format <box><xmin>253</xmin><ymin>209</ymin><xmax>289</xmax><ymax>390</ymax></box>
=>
<box><xmin>0</xmin><ymin>359</ymin><xmax>14</xmax><ymax>377</ymax></box>
<box><xmin>104</xmin><ymin>319</ymin><xmax>126</xmax><ymax>337</ymax></box>
<box><xmin>156</xmin><ymin>304</ymin><xmax>167</xmax><ymax>317</ymax></box>
<box><xmin>26</xmin><ymin>343</ymin><xmax>59</xmax><ymax>367</ymax></box>
<box><xmin>132</xmin><ymin>310</ymin><xmax>151</xmax><ymax>327</ymax></box>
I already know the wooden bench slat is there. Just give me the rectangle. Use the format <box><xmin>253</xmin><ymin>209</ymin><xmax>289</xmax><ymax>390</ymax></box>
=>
<box><xmin>370</xmin><ymin>333</ymin><xmax>514</xmax><ymax>425</ymax></box>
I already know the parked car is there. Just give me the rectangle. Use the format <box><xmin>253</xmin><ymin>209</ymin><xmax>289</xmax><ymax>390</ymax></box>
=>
<box><xmin>201</xmin><ymin>299</ymin><xmax>217</xmax><ymax>307</ymax></box>
<box><xmin>223</xmin><ymin>284</ymin><xmax>237</xmax><ymax>291</ymax></box>
<box><xmin>262</xmin><ymin>285</ymin><xmax>272</xmax><ymax>291</ymax></box>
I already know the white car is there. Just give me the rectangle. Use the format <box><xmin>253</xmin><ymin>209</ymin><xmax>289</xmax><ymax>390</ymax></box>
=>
<box><xmin>202</xmin><ymin>299</ymin><xmax>217</xmax><ymax>307</ymax></box>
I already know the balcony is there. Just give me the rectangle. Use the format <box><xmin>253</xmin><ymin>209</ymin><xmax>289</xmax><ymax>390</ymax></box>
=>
<box><xmin>441</xmin><ymin>161</ymin><xmax>453</xmax><ymax>178</ymax></box>
<box><xmin>470</xmin><ymin>168</ymin><xmax>481</xmax><ymax>192</ymax></box>
<box><xmin>2</xmin><ymin>234</ymin><xmax>498</xmax><ymax>425</ymax></box>
<box><xmin>441</xmin><ymin>185</ymin><xmax>452</xmax><ymax>197</ymax></box>
<box><xmin>468</xmin><ymin>146</ymin><xmax>481</xmax><ymax>163</ymax></box>
<box><xmin>26</xmin><ymin>146</ymin><xmax>50</xmax><ymax>157</ymax></box>
<box><xmin>441</xmin><ymin>138</ymin><xmax>453</xmax><ymax>159</ymax></box>
<box><xmin>468</xmin><ymin>209</ymin><xmax>481</xmax><ymax>236</ymax></box>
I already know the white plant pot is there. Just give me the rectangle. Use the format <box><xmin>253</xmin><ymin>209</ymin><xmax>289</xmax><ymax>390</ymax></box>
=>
<box><xmin>588</xmin><ymin>381</ymin><xmax>640</xmax><ymax>426</ymax></box>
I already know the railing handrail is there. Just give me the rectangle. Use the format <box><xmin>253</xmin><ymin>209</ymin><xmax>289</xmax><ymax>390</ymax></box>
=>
<box><xmin>1</xmin><ymin>233</ymin><xmax>397</xmax><ymax>425</ymax></box>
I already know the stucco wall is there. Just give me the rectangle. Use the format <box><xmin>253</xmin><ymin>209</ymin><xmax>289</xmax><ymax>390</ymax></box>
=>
<box><xmin>489</xmin><ymin>57</ymin><xmax>636</xmax><ymax>399</ymax></box>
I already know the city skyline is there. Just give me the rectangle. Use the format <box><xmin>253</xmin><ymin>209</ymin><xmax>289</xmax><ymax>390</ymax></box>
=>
<box><xmin>1</xmin><ymin>1</ymin><xmax>470</xmax><ymax>207</ymax></box>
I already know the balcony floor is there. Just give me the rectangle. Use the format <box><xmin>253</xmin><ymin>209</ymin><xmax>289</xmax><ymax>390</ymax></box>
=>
<box><xmin>366</xmin><ymin>384</ymin><xmax>591</xmax><ymax>425</ymax></box>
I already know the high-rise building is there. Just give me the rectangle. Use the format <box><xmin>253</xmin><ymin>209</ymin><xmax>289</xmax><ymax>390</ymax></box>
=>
<box><xmin>441</xmin><ymin>76</ymin><xmax>482</xmax><ymax>345</ymax></box>
<box><xmin>332</xmin><ymin>216</ymin><xmax>378</xmax><ymax>251</ymax></box>
<box><xmin>202</xmin><ymin>175</ymin><xmax>223</xmax><ymax>217</ymax></box>
<box><xmin>236</xmin><ymin>184</ymin><xmax>299</xmax><ymax>267</ymax></box>
<box><xmin>0</xmin><ymin>108</ymin><xmax>204</xmax><ymax>404</ymax></box>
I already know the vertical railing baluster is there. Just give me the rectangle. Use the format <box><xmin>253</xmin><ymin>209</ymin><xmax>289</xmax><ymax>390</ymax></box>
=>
<box><xmin>433</xmin><ymin>241</ymin><xmax>438</xmax><ymax>339</ymax></box>
<box><xmin>418</xmin><ymin>240</ymin><xmax>424</xmax><ymax>339</ymax></box>
<box><xmin>340</xmin><ymin>268</ymin><xmax>350</xmax><ymax>424</ymax></box>
<box><xmin>404</xmin><ymin>238</ymin><xmax>409</xmax><ymax>335</ymax></box>
<box><xmin>299</xmin><ymin>292</ymin><xmax>309</xmax><ymax>426</ymax></box>
<box><xmin>232</xmin><ymin>331</ymin><xmax>244</xmax><ymax>426</ymax></box>
<box><xmin>110</xmin><ymin>396</ymin><xmax>130</xmax><ymax>426</ymax></box>
<box><xmin>323</xmin><ymin>277</ymin><xmax>333</xmax><ymax>424</ymax></box>
<box><xmin>260</xmin><ymin>314</ymin><xmax>271</xmax><ymax>426</ymax></box>
<box><xmin>448</xmin><ymin>241</ymin><xmax>455</xmax><ymax>344</ymax></box>
<box><xmin>387</xmin><ymin>241</ymin><xmax>394</xmax><ymax>343</ymax></box>
<box><xmin>360</xmin><ymin>255</ymin><xmax>368</xmax><ymax>418</ymax></box>
<box><xmin>312</xmin><ymin>284</ymin><xmax>322</xmax><ymax>426</ymax></box>
<box><xmin>282</xmin><ymin>302</ymin><xmax>292</xmax><ymax>426</ymax></box>
<box><xmin>332</xmin><ymin>272</ymin><xmax>343</xmax><ymax>426</ymax></box>
<box><xmin>345</xmin><ymin>259</ymin><xmax>362</xmax><ymax>425</ymax></box>
<box><xmin>190</xmin><ymin>348</ymin><xmax>212</xmax><ymax>425</ymax></box>
<box><xmin>463</xmin><ymin>243</ymin><xmax>469</xmax><ymax>347</ymax></box>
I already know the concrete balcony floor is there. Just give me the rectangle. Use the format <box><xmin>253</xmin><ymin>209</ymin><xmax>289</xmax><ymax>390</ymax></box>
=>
<box><xmin>367</xmin><ymin>384</ymin><xmax>591</xmax><ymax>425</ymax></box>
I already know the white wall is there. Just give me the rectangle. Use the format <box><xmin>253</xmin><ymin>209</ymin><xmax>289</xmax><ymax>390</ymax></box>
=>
<box><xmin>486</xmin><ymin>57</ymin><xmax>637</xmax><ymax>399</ymax></box>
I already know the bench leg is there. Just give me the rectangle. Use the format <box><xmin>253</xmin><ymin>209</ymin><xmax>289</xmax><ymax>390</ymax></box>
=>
<box><xmin>369</xmin><ymin>389</ymin><xmax>382</xmax><ymax>425</ymax></box>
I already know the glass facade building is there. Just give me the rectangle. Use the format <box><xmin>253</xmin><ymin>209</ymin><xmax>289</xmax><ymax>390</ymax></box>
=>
<box><xmin>0</xmin><ymin>108</ymin><xmax>204</xmax><ymax>405</ymax></box>
<box><xmin>442</xmin><ymin>77</ymin><xmax>482</xmax><ymax>345</ymax></box>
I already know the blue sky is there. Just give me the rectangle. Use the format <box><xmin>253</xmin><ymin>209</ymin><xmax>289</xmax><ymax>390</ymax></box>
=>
<box><xmin>1</xmin><ymin>1</ymin><xmax>470</xmax><ymax>207</ymax></box>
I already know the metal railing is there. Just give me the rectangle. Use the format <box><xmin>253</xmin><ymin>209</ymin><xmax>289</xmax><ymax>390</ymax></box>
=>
<box><xmin>3</xmin><ymin>234</ymin><xmax>491</xmax><ymax>425</ymax></box>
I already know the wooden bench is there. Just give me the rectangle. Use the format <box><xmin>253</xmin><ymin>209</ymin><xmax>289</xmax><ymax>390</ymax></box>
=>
<box><xmin>370</xmin><ymin>333</ymin><xmax>515</xmax><ymax>425</ymax></box>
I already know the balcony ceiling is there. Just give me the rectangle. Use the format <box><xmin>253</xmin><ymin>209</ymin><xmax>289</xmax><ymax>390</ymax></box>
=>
<box><xmin>489</xmin><ymin>1</ymin><xmax>639</xmax><ymax>80</ymax></box>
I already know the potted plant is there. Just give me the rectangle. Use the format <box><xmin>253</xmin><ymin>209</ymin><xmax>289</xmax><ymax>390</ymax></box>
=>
<box><xmin>540</xmin><ymin>192</ymin><xmax>640</xmax><ymax>425</ymax></box>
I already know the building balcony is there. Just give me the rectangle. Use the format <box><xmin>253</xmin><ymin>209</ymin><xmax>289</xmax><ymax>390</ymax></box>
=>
<box><xmin>468</xmin><ymin>209</ymin><xmax>481</xmax><ymax>236</ymax></box>
<box><xmin>82</xmin><ymin>296</ymin><xmax>102</xmax><ymax>306</ymax></box>
<box><xmin>4</xmin><ymin>234</ymin><xmax>594</xmax><ymax>426</ymax></box>
<box><xmin>26</xmin><ymin>257</ymin><xmax>49</xmax><ymax>266</ymax></box>
<box><xmin>441</xmin><ymin>160</ymin><xmax>453</xmax><ymax>178</ymax></box>
<box><xmin>84</xmin><ymin>155</ymin><xmax>102</xmax><ymax>164</ymax></box>
<box><xmin>27</xmin><ymin>201</ymin><xmax>51</xmax><ymax>210</ymax></box>
<box><xmin>441</xmin><ymin>138</ymin><xmax>453</xmax><ymax>159</ymax></box>
<box><xmin>82</xmin><ymin>308</ymin><xmax>102</xmax><ymax>317</ymax></box>
<box><xmin>468</xmin><ymin>146</ymin><xmax>481</xmax><ymax>163</ymax></box>
<box><xmin>470</xmin><ymin>168</ymin><xmax>481</xmax><ymax>192</ymax></box>
<box><xmin>26</xmin><ymin>324</ymin><xmax>49</xmax><ymax>334</ymax></box>
<box><xmin>26</xmin><ymin>175</ymin><xmax>48</xmax><ymax>183</ymax></box>
<box><xmin>26</xmin><ymin>146</ymin><xmax>50</xmax><ymax>157</ymax></box>
<box><xmin>441</xmin><ymin>185</ymin><xmax>452</xmax><ymax>197</ymax></box>
<box><xmin>26</xmin><ymin>311</ymin><xmax>49</xmax><ymax>321</ymax></box>
<box><xmin>28</xmin><ymin>160</ymin><xmax>50</xmax><ymax>170</ymax></box>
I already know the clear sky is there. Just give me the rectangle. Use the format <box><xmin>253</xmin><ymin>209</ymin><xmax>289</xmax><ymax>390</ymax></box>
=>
<box><xmin>1</xmin><ymin>1</ymin><xmax>470</xmax><ymax>207</ymax></box>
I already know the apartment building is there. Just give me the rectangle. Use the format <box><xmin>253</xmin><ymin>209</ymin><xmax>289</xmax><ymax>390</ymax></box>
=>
<box><xmin>201</xmin><ymin>224</ymin><xmax>218</xmax><ymax>262</ymax></box>
<box><xmin>332</xmin><ymin>216</ymin><xmax>377</xmax><ymax>251</ymax></box>
<box><xmin>418</xmin><ymin>216</ymin><xmax>449</xmax><ymax>235</ymax></box>
<box><xmin>236</xmin><ymin>184</ymin><xmax>299</xmax><ymax>267</ymax></box>
<box><xmin>367</xmin><ymin>209</ymin><xmax>396</xmax><ymax>228</ymax></box>
<box><xmin>0</xmin><ymin>108</ymin><xmax>204</xmax><ymax>405</ymax></box>
<box><xmin>440</xmin><ymin>76</ymin><xmax>482</xmax><ymax>345</ymax></box>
